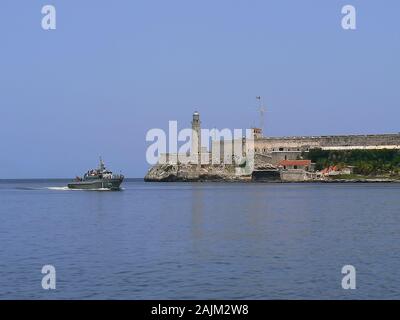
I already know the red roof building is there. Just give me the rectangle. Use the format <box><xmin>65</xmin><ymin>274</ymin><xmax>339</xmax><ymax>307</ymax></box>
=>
<box><xmin>278</xmin><ymin>160</ymin><xmax>312</xmax><ymax>170</ymax></box>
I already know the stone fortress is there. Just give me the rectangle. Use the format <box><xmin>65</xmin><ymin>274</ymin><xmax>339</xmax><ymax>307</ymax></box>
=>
<box><xmin>145</xmin><ymin>112</ymin><xmax>400</xmax><ymax>182</ymax></box>
<box><xmin>254</xmin><ymin>131</ymin><xmax>400</xmax><ymax>165</ymax></box>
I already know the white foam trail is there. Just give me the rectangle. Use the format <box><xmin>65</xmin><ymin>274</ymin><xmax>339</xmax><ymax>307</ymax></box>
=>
<box><xmin>46</xmin><ymin>187</ymin><xmax>115</xmax><ymax>191</ymax></box>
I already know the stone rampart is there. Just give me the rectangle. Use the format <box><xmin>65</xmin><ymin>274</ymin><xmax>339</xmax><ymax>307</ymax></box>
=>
<box><xmin>255</xmin><ymin>134</ymin><xmax>400</xmax><ymax>152</ymax></box>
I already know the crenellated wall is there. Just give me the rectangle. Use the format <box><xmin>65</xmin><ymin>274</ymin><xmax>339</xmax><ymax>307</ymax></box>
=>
<box><xmin>254</xmin><ymin>134</ymin><xmax>400</xmax><ymax>152</ymax></box>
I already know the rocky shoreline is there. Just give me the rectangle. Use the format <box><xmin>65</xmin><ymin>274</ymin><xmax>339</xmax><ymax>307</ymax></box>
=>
<box><xmin>144</xmin><ymin>164</ymin><xmax>251</xmax><ymax>182</ymax></box>
<box><xmin>144</xmin><ymin>163</ymin><xmax>400</xmax><ymax>183</ymax></box>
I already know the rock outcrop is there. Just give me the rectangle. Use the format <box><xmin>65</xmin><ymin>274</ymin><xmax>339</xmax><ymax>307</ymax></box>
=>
<box><xmin>144</xmin><ymin>153</ymin><xmax>284</xmax><ymax>182</ymax></box>
<box><xmin>144</xmin><ymin>163</ymin><xmax>253</xmax><ymax>182</ymax></box>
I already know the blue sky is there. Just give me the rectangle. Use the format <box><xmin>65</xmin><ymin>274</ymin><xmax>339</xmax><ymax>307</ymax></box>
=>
<box><xmin>0</xmin><ymin>0</ymin><xmax>399</xmax><ymax>178</ymax></box>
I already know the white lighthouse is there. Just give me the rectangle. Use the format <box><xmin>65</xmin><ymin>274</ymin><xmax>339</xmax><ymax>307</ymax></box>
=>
<box><xmin>191</xmin><ymin>111</ymin><xmax>201</xmax><ymax>164</ymax></box>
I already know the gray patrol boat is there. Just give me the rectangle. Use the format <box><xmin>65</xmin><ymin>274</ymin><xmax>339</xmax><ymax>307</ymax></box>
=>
<box><xmin>68</xmin><ymin>158</ymin><xmax>124</xmax><ymax>190</ymax></box>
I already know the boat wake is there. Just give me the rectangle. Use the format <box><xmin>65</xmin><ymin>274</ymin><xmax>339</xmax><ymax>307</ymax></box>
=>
<box><xmin>47</xmin><ymin>186</ymin><xmax>70</xmax><ymax>191</ymax></box>
<box><xmin>46</xmin><ymin>187</ymin><xmax>118</xmax><ymax>191</ymax></box>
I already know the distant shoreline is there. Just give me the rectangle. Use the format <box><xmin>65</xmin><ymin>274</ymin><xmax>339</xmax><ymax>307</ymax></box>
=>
<box><xmin>1</xmin><ymin>178</ymin><xmax>400</xmax><ymax>184</ymax></box>
<box><xmin>143</xmin><ymin>177</ymin><xmax>400</xmax><ymax>183</ymax></box>
<box><xmin>0</xmin><ymin>178</ymin><xmax>144</xmax><ymax>182</ymax></box>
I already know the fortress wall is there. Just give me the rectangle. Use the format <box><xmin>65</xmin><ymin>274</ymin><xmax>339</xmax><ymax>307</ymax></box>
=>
<box><xmin>255</xmin><ymin>137</ymin><xmax>320</xmax><ymax>151</ymax></box>
<box><xmin>319</xmin><ymin>134</ymin><xmax>400</xmax><ymax>147</ymax></box>
<box><xmin>255</xmin><ymin>134</ymin><xmax>400</xmax><ymax>152</ymax></box>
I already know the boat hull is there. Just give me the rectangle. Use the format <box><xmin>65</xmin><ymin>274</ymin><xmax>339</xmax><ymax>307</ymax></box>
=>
<box><xmin>67</xmin><ymin>178</ymin><xmax>123</xmax><ymax>190</ymax></box>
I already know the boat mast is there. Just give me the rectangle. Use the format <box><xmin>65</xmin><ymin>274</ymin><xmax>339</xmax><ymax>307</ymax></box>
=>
<box><xmin>99</xmin><ymin>156</ymin><xmax>105</xmax><ymax>171</ymax></box>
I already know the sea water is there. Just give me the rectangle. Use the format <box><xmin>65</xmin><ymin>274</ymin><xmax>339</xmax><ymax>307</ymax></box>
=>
<box><xmin>0</xmin><ymin>179</ymin><xmax>400</xmax><ymax>299</ymax></box>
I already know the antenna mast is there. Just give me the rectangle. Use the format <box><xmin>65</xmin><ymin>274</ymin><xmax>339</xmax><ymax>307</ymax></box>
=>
<box><xmin>256</xmin><ymin>96</ymin><xmax>265</xmax><ymax>134</ymax></box>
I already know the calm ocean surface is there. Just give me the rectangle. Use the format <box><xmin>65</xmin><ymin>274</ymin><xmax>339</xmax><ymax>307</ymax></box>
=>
<box><xmin>0</xmin><ymin>179</ymin><xmax>400</xmax><ymax>299</ymax></box>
